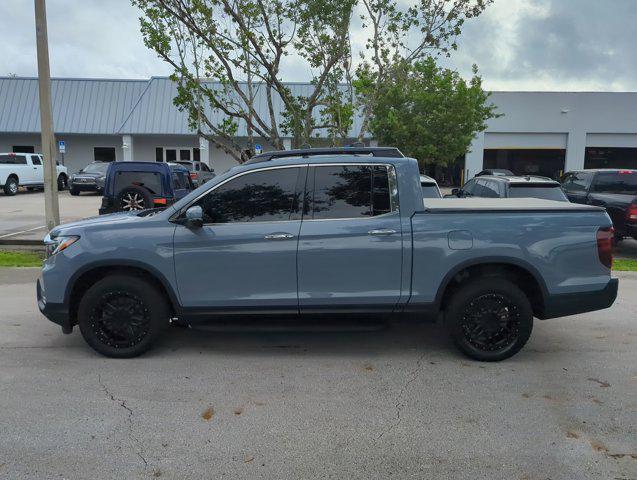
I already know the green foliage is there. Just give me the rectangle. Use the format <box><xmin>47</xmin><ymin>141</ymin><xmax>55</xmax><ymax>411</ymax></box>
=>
<box><xmin>0</xmin><ymin>250</ymin><xmax>43</xmax><ymax>268</ymax></box>
<box><xmin>132</xmin><ymin>0</ymin><xmax>494</xmax><ymax>156</ymax></box>
<box><xmin>614</xmin><ymin>259</ymin><xmax>637</xmax><ymax>271</ymax></box>
<box><xmin>369</xmin><ymin>58</ymin><xmax>499</xmax><ymax>169</ymax></box>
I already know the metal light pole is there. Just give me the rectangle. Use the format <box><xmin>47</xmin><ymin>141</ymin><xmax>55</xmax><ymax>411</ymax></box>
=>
<box><xmin>34</xmin><ymin>0</ymin><xmax>60</xmax><ymax>230</ymax></box>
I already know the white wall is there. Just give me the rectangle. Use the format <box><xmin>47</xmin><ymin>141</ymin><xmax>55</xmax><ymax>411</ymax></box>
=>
<box><xmin>465</xmin><ymin>92</ymin><xmax>637</xmax><ymax>179</ymax></box>
<box><xmin>0</xmin><ymin>133</ymin><xmax>123</xmax><ymax>174</ymax></box>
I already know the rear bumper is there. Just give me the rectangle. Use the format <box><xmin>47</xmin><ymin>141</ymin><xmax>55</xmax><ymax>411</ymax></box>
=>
<box><xmin>37</xmin><ymin>278</ymin><xmax>72</xmax><ymax>333</ymax></box>
<box><xmin>539</xmin><ymin>278</ymin><xmax>618</xmax><ymax>319</ymax></box>
<box><xmin>626</xmin><ymin>222</ymin><xmax>637</xmax><ymax>238</ymax></box>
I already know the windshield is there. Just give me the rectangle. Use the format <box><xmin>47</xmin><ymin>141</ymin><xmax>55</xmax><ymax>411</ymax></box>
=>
<box><xmin>421</xmin><ymin>184</ymin><xmax>441</xmax><ymax>198</ymax></box>
<box><xmin>508</xmin><ymin>185</ymin><xmax>568</xmax><ymax>201</ymax></box>
<box><xmin>83</xmin><ymin>163</ymin><xmax>109</xmax><ymax>174</ymax></box>
<box><xmin>592</xmin><ymin>172</ymin><xmax>637</xmax><ymax>194</ymax></box>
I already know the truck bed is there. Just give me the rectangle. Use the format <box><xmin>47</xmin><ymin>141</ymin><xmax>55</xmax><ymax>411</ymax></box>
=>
<box><xmin>422</xmin><ymin>198</ymin><xmax>605</xmax><ymax>212</ymax></box>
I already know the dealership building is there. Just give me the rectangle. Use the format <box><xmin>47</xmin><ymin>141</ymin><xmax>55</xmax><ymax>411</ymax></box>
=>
<box><xmin>1</xmin><ymin>76</ymin><xmax>636</xmax><ymax>182</ymax></box>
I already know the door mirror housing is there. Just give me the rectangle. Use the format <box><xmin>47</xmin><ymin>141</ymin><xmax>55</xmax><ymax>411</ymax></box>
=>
<box><xmin>185</xmin><ymin>205</ymin><xmax>203</xmax><ymax>228</ymax></box>
<box><xmin>451</xmin><ymin>188</ymin><xmax>460</xmax><ymax>196</ymax></box>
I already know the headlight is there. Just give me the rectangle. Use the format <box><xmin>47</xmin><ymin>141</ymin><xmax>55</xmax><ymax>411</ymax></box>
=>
<box><xmin>44</xmin><ymin>234</ymin><xmax>80</xmax><ymax>258</ymax></box>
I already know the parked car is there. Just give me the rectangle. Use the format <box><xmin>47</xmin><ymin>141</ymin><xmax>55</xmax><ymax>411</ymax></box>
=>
<box><xmin>99</xmin><ymin>161</ymin><xmax>194</xmax><ymax>214</ymax></box>
<box><xmin>69</xmin><ymin>161</ymin><xmax>110</xmax><ymax>195</ymax></box>
<box><xmin>561</xmin><ymin>169</ymin><xmax>637</xmax><ymax>241</ymax></box>
<box><xmin>39</xmin><ymin>149</ymin><xmax>617</xmax><ymax>361</ymax></box>
<box><xmin>175</xmin><ymin>160</ymin><xmax>215</xmax><ymax>187</ymax></box>
<box><xmin>448</xmin><ymin>175</ymin><xmax>569</xmax><ymax>201</ymax></box>
<box><xmin>475</xmin><ymin>168</ymin><xmax>514</xmax><ymax>177</ymax></box>
<box><xmin>0</xmin><ymin>152</ymin><xmax>68</xmax><ymax>195</ymax></box>
<box><xmin>420</xmin><ymin>174</ymin><xmax>442</xmax><ymax>198</ymax></box>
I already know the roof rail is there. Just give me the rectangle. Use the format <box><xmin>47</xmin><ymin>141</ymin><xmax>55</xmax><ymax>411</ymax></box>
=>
<box><xmin>244</xmin><ymin>146</ymin><xmax>404</xmax><ymax>164</ymax></box>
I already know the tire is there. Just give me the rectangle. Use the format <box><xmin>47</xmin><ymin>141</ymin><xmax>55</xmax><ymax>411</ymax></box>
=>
<box><xmin>70</xmin><ymin>188</ymin><xmax>80</xmax><ymax>196</ymax></box>
<box><xmin>57</xmin><ymin>175</ymin><xmax>67</xmax><ymax>191</ymax></box>
<box><xmin>77</xmin><ymin>275</ymin><xmax>169</xmax><ymax>358</ymax></box>
<box><xmin>116</xmin><ymin>186</ymin><xmax>154</xmax><ymax>212</ymax></box>
<box><xmin>3</xmin><ymin>177</ymin><xmax>19</xmax><ymax>196</ymax></box>
<box><xmin>446</xmin><ymin>277</ymin><xmax>533</xmax><ymax>362</ymax></box>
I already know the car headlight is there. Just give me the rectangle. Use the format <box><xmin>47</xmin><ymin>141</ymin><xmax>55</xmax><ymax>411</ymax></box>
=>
<box><xmin>44</xmin><ymin>234</ymin><xmax>80</xmax><ymax>258</ymax></box>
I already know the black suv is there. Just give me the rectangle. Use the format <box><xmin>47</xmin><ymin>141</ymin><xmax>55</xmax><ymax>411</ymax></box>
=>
<box><xmin>561</xmin><ymin>169</ymin><xmax>637</xmax><ymax>241</ymax></box>
<box><xmin>99</xmin><ymin>162</ymin><xmax>194</xmax><ymax>214</ymax></box>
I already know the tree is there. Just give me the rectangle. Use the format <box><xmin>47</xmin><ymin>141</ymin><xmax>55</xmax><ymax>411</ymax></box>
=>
<box><xmin>353</xmin><ymin>0</ymin><xmax>493</xmax><ymax>140</ymax></box>
<box><xmin>133</xmin><ymin>0</ymin><xmax>355</xmax><ymax>162</ymax></box>
<box><xmin>368</xmin><ymin>57</ymin><xmax>499</xmax><ymax>182</ymax></box>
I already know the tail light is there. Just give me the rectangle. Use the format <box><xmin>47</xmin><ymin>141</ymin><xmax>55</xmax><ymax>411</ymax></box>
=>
<box><xmin>626</xmin><ymin>203</ymin><xmax>637</xmax><ymax>222</ymax></box>
<box><xmin>596</xmin><ymin>227</ymin><xmax>613</xmax><ymax>269</ymax></box>
<box><xmin>153</xmin><ymin>197</ymin><xmax>167</xmax><ymax>205</ymax></box>
<box><xmin>190</xmin><ymin>172</ymin><xmax>198</xmax><ymax>181</ymax></box>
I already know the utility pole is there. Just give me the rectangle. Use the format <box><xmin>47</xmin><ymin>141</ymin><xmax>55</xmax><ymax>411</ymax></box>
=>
<box><xmin>34</xmin><ymin>0</ymin><xmax>59</xmax><ymax>230</ymax></box>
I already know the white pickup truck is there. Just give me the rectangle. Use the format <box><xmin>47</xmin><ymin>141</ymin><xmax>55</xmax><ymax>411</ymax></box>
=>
<box><xmin>0</xmin><ymin>152</ymin><xmax>68</xmax><ymax>196</ymax></box>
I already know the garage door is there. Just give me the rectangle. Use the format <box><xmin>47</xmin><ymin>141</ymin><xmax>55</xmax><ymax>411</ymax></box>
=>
<box><xmin>484</xmin><ymin>133</ymin><xmax>568</xmax><ymax>149</ymax></box>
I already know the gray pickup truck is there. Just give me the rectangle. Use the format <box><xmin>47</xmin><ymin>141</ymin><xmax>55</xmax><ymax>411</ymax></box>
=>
<box><xmin>38</xmin><ymin>150</ymin><xmax>618</xmax><ymax>361</ymax></box>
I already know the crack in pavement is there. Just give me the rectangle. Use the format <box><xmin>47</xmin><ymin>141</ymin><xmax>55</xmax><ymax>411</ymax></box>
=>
<box><xmin>377</xmin><ymin>352</ymin><xmax>427</xmax><ymax>440</ymax></box>
<box><xmin>97</xmin><ymin>374</ymin><xmax>149</xmax><ymax>470</ymax></box>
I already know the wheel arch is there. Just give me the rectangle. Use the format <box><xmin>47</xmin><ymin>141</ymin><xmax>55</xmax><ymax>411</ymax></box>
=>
<box><xmin>434</xmin><ymin>257</ymin><xmax>549</xmax><ymax>317</ymax></box>
<box><xmin>65</xmin><ymin>260</ymin><xmax>180</xmax><ymax>325</ymax></box>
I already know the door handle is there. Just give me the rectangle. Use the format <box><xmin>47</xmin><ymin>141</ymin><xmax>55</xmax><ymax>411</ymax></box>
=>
<box><xmin>264</xmin><ymin>233</ymin><xmax>295</xmax><ymax>240</ymax></box>
<box><xmin>368</xmin><ymin>229</ymin><xmax>396</xmax><ymax>236</ymax></box>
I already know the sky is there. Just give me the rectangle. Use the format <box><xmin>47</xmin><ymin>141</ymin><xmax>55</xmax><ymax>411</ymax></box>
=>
<box><xmin>0</xmin><ymin>0</ymin><xmax>634</xmax><ymax>91</ymax></box>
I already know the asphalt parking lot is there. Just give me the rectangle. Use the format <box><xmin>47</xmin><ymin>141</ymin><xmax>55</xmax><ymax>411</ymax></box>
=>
<box><xmin>0</xmin><ymin>268</ymin><xmax>635</xmax><ymax>480</ymax></box>
<box><xmin>0</xmin><ymin>190</ymin><xmax>102</xmax><ymax>241</ymax></box>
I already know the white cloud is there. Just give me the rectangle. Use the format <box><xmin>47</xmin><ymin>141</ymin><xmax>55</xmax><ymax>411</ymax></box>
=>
<box><xmin>1</xmin><ymin>0</ymin><xmax>635</xmax><ymax>91</ymax></box>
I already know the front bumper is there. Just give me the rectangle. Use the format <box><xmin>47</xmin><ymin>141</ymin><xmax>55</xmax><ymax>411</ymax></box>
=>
<box><xmin>37</xmin><ymin>278</ymin><xmax>73</xmax><ymax>333</ymax></box>
<box><xmin>71</xmin><ymin>182</ymin><xmax>101</xmax><ymax>192</ymax></box>
<box><xmin>539</xmin><ymin>278</ymin><xmax>619</xmax><ymax>319</ymax></box>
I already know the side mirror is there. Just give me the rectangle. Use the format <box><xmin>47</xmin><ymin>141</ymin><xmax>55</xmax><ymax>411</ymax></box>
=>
<box><xmin>185</xmin><ymin>205</ymin><xmax>203</xmax><ymax>228</ymax></box>
<box><xmin>451</xmin><ymin>188</ymin><xmax>460</xmax><ymax>196</ymax></box>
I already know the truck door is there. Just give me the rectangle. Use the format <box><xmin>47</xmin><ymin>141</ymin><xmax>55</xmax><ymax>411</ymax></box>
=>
<box><xmin>173</xmin><ymin>166</ymin><xmax>306</xmax><ymax>311</ymax></box>
<box><xmin>29</xmin><ymin>155</ymin><xmax>43</xmax><ymax>185</ymax></box>
<box><xmin>297</xmin><ymin>164</ymin><xmax>403</xmax><ymax>312</ymax></box>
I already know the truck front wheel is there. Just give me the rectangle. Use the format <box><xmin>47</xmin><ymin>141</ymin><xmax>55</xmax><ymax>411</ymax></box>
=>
<box><xmin>77</xmin><ymin>275</ymin><xmax>169</xmax><ymax>358</ymax></box>
<box><xmin>446</xmin><ymin>278</ymin><xmax>533</xmax><ymax>362</ymax></box>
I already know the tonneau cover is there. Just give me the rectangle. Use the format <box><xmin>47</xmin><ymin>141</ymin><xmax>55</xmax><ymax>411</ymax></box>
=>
<box><xmin>422</xmin><ymin>198</ymin><xmax>605</xmax><ymax>212</ymax></box>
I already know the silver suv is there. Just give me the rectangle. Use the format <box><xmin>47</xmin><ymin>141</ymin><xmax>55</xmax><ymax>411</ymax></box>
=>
<box><xmin>175</xmin><ymin>161</ymin><xmax>215</xmax><ymax>187</ymax></box>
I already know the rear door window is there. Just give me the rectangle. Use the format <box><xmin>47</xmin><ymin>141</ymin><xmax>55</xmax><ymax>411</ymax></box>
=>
<box><xmin>591</xmin><ymin>172</ymin><xmax>637</xmax><ymax>194</ymax></box>
<box><xmin>310</xmin><ymin>165</ymin><xmax>396</xmax><ymax>219</ymax></box>
<box><xmin>0</xmin><ymin>154</ymin><xmax>27</xmax><ymax>165</ymax></box>
<box><xmin>508</xmin><ymin>185</ymin><xmax>568</xmax><ymax>201</ymax></box>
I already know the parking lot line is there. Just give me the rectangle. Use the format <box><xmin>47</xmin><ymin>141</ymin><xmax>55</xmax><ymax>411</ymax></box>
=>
<box><xmin>0</xmin><ymin>225</ymin><xmax>46</xmax><ymax>239</ymax></box>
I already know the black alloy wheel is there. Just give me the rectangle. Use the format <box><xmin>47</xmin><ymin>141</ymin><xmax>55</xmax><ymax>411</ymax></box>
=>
<box><xmin>446</xmin><ymin>277</ymin><xmax>533</xmax><ymax>361</ymax></box>
<box><xmin>89</xmin><ymin>291</ymin><xmax>151</xmax><ymax>349</ymax></box>
<box><xmin>78</xmin><ymin>275</ymin><xmax>168</xmax><ymax>358</ymax></box>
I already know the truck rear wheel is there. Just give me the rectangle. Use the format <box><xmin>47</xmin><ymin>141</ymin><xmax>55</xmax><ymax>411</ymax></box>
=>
<box><xmin>446</xmin><ymin>278</ymin><xmax>533</xmax><ymax>361</ymax></box>
<box><xmin>3</xmin><ymin>176</ymin><xmax>18</xmax><ymax>196</ymax></box>
<box><xmin>77</xmin><ymin>275</ymin><xmax>169</xmax><ymax>358</ymax></box>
